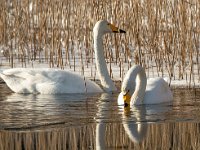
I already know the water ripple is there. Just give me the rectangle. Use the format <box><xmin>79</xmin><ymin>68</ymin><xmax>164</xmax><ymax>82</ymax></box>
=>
<box><xmin>0</xmin><ymin>84</ymin><xmax>200</xmax><ymax>131</ymax></box>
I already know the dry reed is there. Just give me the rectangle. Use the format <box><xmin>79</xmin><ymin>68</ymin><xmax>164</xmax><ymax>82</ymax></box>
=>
<box><xmin>0</xmin><ymin>0</ymin><xmax>199</xmax><ymax>87</ymax></box>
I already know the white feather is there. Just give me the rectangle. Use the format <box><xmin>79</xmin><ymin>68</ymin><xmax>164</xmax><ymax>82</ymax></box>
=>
<box><xmin>118</xmin><ymin>65</ymin><xmax>173</xmax><ymax>105</ymax></box>
<box><xmin>0</xmin><ymin>20</ymin><xmax>125</xmax><ymax>94</ymax></box>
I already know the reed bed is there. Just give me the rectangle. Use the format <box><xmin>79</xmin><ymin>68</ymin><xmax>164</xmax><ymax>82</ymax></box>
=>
<box><xmin>0</xmin><ymin>122</ymin><xmax>200</xmax><ymax>150</ymax></box>
<box><xmin>0</xmin><ymin>0</ymin><xmax>199</xmax><ymax>87</ymax></box>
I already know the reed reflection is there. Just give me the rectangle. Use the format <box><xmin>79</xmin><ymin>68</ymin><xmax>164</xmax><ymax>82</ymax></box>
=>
<box><xmin>0</xmin><ymin>91</ymin><xmax>199</xmax><ymax>149</ymax></box>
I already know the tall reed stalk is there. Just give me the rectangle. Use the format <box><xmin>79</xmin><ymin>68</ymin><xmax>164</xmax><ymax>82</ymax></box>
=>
<box><xmin>0</xmin><ymin>0</ymin><xmax>199</xmax><ymax>87</ymax></box>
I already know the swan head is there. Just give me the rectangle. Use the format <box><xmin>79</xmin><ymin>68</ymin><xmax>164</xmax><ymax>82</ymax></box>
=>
<box><xmin>119</xmin><ymin>65</ymin><xmax>147</xmax><ymax>106</ymax></box>
<box><xmin>122</xmin><ymin>90</ymin><xmax>132</xmax><ymax>107</ymax></box>
<box><xmin>121</xmin><ymin>79</ymin><xmax>136</xmax><ymax>107</ymax></box>
<box><xmin>93</xmin><ymin>20</ymin><xmax>126</xmax><ymax>36</ymax></box>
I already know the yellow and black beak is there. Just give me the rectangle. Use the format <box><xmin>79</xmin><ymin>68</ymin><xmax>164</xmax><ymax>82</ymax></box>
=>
<box><xmin>123</xmin><ymin>91</ymin><xmax>131</xmax><ymax>107</ymax></box>
<box><xmin>109</xmin><ymin>23</ymin><xmax>126</xmax><ymax>33</ymax></box>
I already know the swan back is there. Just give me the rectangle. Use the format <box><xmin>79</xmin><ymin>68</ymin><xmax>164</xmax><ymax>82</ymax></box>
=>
<box><xmin>144</xmin><ymin>77</ymin><xmax>173</xmax><ymax>104</ymax></box>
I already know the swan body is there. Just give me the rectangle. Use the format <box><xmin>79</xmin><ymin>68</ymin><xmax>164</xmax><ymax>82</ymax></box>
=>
<box><xmin>0</xmin><ymin>68</ymin><xmax>103</xmax><ymax>94</ymax></box>
<box><xmin>0</xmin><ymin>20</ymin><xmax>125</xmax><ymax>94</ymax></box>
<box><xmin>118</xmin><ymin>65</ymin><xmax>173</xmax><ymax>105</ymax></box>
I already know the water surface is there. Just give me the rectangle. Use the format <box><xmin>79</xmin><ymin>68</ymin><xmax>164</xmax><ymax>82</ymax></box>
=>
<box><xmin>0</xmin><ymin>83</ymin><xmax>200</xmax><ymax>149</ymax></box>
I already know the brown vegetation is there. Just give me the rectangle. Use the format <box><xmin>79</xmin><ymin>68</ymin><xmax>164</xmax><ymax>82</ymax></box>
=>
<box><xmin>0</xmin><ymin>0</ymin><xmax>199</xmax><ymax>87</ymax></box>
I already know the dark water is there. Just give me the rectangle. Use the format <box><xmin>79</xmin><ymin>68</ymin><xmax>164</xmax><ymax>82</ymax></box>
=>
<box><xmin>0</xmin><ymin>83</ymin><xmax>200</xmax><ymax>149</ymax></box>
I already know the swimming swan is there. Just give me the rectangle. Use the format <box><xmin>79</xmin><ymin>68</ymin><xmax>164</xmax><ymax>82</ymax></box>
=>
<box><xmin>0</xmin><ymin>20</ymin><xmax>125</xmax><ymax>94</ymax></box>
<box><xmin>118</xmin><ymin>65</ymin><xmax>173</xmax><ymax>105</ymax></box>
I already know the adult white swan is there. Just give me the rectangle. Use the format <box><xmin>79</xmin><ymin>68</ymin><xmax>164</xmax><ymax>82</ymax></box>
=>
<box><xmin>0</xmin><ymin>20</ymin><xmax>125</xmax><ymax>94</ymax></box>
<box><xmin>118</xmin><ymin>65</ymin><xmax>173</xmax><ymax>105</ymax></box>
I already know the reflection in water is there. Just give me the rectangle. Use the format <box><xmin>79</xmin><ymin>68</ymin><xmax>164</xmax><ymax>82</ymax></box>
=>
<box><xmin>0</xmin><ymin>92</ymin><xmax>101</xmax><ymax>130</ymax></box>
<box><xmin>0</xmin><ymin>84</ymin><xmax>200</xmax><ymax>149</ymax></box>
<box><xmin>96</xmin><ymin>94</ymin><xmax>171</xmax><ymax>148</ymax></box>
<box><xmin>122</xmin><ymin>106</ymin><xmax>148</xmax><ymax>143</ymax></box>
<box><xmin>95</xmin><ymin>93</ymin><xmax>110</xmax><ymax>150</ymax></box>
<box><xmin>0</xmin><ymin>122</ymin><xmax>200</xmax><ymax>149</ymax></box>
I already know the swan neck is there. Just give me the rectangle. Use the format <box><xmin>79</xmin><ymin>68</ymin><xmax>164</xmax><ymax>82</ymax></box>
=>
<box><xmin>93</xmin><ymin>32</ymin><xmax>116</xmax><ymax>92</ymax></box>
<box><xmin>132</xmin><ymin>67</ymin><xmax>147</xmax><ymax>105</ymax></box>
<box><xmin>122</xmin><ymin>66</ymin><xmax>147</xmax><ymax>105</ymax></box>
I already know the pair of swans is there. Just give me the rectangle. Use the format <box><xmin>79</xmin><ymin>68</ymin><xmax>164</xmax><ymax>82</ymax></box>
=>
<box><xmin>0</xmin><ymin>20</ymin><xmax>173</xmax><ymax>105</ymax></box>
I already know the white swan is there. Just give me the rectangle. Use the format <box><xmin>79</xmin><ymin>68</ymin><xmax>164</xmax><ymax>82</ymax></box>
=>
<box><xmin>118</xmin><ymin>65</ymin><xmax>173</xmax><ymax>105</ymax></box>
<box><xmin>0</xmin><ymin>68</ymin><xmax>103</xmax><ymax>94</ymax></box>
<box><xmin>0</xmin><ymin>20</ymin><xmax>125</xmax><ymax>94</ymax></box>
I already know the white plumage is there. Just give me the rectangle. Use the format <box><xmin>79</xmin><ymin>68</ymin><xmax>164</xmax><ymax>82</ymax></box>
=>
<box><xmin>118</xmin><ymin>65</ymin><xmax>173</xmax><ymax>105</ymax></box>
<box><xmin>0</xmin><ymin>68</ymin><xmax>102</xmax><ymax>94</ymax></box>
<box><xmin>0</xmin><ymin>20</ymin><xmax>173</xmax><ymax>103</ymax></box>
<box><xmin>0</xmin><ymin>20</ymin><xmax>125</xmax><ymax>94</ymax></box>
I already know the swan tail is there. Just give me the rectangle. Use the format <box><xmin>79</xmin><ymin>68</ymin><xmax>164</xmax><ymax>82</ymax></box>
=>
<box><xmin>0</xmin><ymin>72</ymin><xmax>28</xmax><ymax>93</ymax></box>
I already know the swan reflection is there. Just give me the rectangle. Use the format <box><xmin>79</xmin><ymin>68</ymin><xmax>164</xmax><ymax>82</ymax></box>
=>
<box><xmin>122</xmin><ymin>105</ymin><xmax>148</xmax><ymax>143</ymax></box>
<box><xmin>120</xmin><ymin>102</ymin><xmax>172</xmax><ymax>143</ymax></box>
<box><xmin>95</xmin><ymin>93</ymin><xmax>111</xmax><ymax>150</ymax></box>
<box><xmin>95</xmin><ymin>93</ymin><xmax>173</xmax><ymax>149</ymax></box>
<box><xmin>1</xmin><ymin>92</ymin><xmax>172</xmax><ymax>149</ymax></box>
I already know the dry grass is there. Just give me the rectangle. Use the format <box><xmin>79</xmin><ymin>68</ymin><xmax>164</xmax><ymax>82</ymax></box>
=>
<box><xmin>0</xmin><ymin>0</ymin><xmax>199</xmax><ymax>87</ymax></box>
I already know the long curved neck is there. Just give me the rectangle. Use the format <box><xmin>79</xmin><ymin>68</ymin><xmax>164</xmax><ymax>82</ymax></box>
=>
<box><xmin>93</xmin><ymin>32</ymin><xmax>117</xmax><ymax>92</ymax></box>
<box><xmin>122</xmin><ymin>65</ymin><xmax>147</xmax><ymax>105</ymax></box>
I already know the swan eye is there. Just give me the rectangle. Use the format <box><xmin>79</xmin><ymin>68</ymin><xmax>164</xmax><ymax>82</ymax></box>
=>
<box><xmin>125</xmin><ymin>90</ymin><xmax>130</xmax><ymax>95</ymax></box>
<box><xmin>122</xmin><ymin>90</ymin><xmax>129</xmax><ymax>96</ymax></box>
